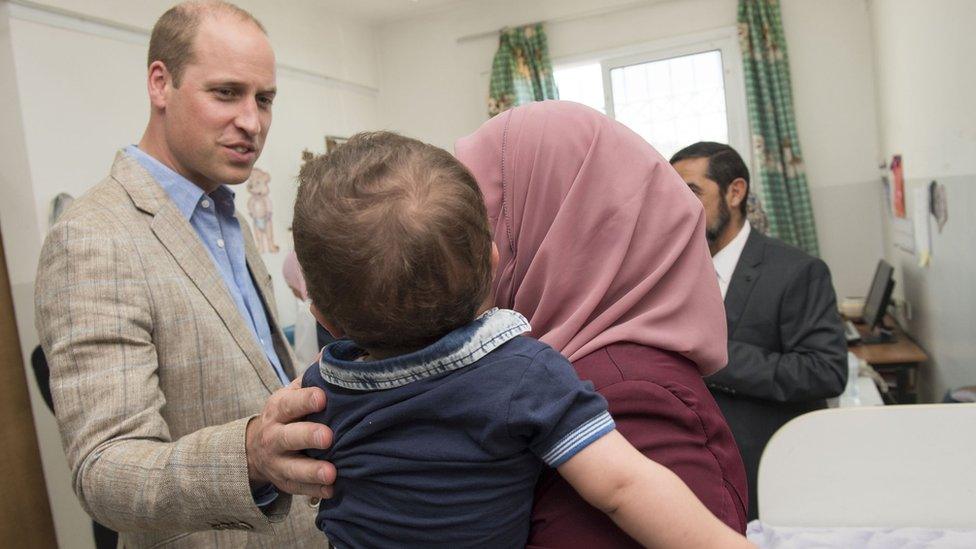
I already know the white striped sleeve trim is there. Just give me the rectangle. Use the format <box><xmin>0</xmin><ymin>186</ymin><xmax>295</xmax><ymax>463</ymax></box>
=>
<box><xmin>540</xmin><ymin>411</ymin><xmax>616</xmax><ymax>467</ymax></box>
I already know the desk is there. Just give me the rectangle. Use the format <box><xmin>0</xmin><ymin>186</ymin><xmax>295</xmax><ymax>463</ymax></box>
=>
<box><xmin>848</xmin><ymin>321</ymin><xmax>927</xmax><ymax>403</ymax></box>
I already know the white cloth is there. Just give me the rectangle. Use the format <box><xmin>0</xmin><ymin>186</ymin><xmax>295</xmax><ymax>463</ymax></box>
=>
<box><xmin>712</xmin><ymin>220</ymin><xmax>751</xmax><ymax>299</ymax></box>
<box><xmin>747</xmin><ymin>520</ymin><xmax>976</xmax><ymax>548</ymax></box>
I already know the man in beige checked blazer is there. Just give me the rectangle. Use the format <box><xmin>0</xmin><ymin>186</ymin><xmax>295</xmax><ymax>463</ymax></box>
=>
<box><xmin>34</xmin><ymin>2</ymin><xmax>334</xmax><ymax>547</ymax></box>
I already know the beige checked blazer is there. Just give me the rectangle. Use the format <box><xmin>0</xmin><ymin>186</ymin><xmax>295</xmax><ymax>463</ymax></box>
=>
<box><xmin>35</xmin><ymin>152</ymin><xmax>324</xmax><ymax>548</ymax></box>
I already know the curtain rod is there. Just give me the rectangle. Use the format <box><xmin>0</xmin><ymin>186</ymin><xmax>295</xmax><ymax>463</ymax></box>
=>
<box><xmin>455</xmin><ymin>0</ymin><xmax>659</xmax><ymax>44</ymax></box>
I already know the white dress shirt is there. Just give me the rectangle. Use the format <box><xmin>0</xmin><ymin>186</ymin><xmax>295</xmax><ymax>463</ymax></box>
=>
<box><xmin>712</xmin><ymin>220</ymin><xmax>751</xmax><ymax>299</ymax></box>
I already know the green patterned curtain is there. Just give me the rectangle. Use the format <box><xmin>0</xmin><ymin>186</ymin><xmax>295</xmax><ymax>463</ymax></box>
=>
<box><xmin>738</xmin><ymin>0</ymin><xmax>819</xmax><ymax>256</ymax></box>
<box><xmin>746</xmin><ymin>193</ymin><xmax>770</xmax><ymax>236</ymax></box>
<box><xmin>487</xmin><ymin>23</ymin><xmax>558</xmax><ymax>118</ymax></box>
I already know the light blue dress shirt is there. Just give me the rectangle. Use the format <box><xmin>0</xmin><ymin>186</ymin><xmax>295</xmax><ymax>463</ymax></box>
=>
<box><xmin>125</xmin><ymin>145</ymin><xmax>290</xmax><ymax>387</ymax></box>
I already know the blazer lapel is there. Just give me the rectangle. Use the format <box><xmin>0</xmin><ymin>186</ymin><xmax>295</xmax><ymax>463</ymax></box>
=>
<box><xmin>724</xmin><ymin>230</ymin><xmax>765</xmax><ymax>335</ymax></box>
<box><xmin>111</xmin><ymin>152</ymin><xmax>282</xmax><ymax>393</ymax></box>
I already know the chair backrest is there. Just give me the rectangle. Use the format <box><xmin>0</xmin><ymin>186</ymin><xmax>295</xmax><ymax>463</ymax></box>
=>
<box><xmin>758</xmin><ymin>403</ymin><xmax>976</xmax><ymax>528</ymax></box>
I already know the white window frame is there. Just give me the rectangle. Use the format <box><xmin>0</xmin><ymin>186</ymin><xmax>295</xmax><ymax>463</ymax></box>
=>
<box><xmin>554</xmin><ymin>27</ymin><xmax>752</xmax><ymax>171</ymax></box>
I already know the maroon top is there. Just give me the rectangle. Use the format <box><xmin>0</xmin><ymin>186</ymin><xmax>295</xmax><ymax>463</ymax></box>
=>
<box><xmin>527</xmin><ymin>343</ymin><xmax>748</xmax><ymax>547</ymax></box>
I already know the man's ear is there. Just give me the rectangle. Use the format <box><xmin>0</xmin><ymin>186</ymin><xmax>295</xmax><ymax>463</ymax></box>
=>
<box><xmin>726</xmin><ymin>177</ymin><xmax>748</xmax><ymax>212</ymax></box>
<box><xmin>310</xmin><ymin>303</ymin><xmax>345</xmax><ymax>339</ymax></box>
<box><xmin>147</xmin><ymin>60</ymin><xmax>172</xmax><ymax>111</ymax></box>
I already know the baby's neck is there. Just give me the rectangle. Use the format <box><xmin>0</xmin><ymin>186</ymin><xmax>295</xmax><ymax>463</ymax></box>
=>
<box><xmin>360</xmin><ymin>346</ymin><xmax>414</xmax><ymax>361</ymax></box>
<box><xmin>360</xmin><ymin>304</ymin><xmax>494</xmax><ymax>361</ymax></box>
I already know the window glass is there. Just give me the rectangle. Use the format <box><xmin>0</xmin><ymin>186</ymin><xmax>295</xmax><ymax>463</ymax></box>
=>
<box><xmin>553</xmin><ymin>62</ymin><xmax>606</xmax><ymax>114</ymax></box>
<box><xmin>609</xmin><ymin>50</ymin><xmax>729</xmax><ymax>160</ymax></box>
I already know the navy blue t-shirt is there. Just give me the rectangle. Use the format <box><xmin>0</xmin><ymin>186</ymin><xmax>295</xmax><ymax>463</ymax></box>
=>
<box><xmin>302</xmin><ymin>309</ymin><xmax>613</xmax><ymax>548</ymax></box>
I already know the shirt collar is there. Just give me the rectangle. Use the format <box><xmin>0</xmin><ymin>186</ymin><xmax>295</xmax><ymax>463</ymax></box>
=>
<box><xmin>712</xmin><ymin>219</ymin><xmax>751</xmax><ymax>286</ymax></box>
<box><xmin>124</xmin><ymin>144</ymin><xmax>235</xmax><ymax>220</ymax></box>
<box><xmin>318</xmin><ymin>308</ymin><xmax>531</xmax><ymax>391</ymax></box>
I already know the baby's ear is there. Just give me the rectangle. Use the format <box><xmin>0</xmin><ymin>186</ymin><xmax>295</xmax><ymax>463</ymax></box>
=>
<box><xmin>310</xmin><ymin>303</ymin><xmax>345</xmax><ymax>339</ymax></box>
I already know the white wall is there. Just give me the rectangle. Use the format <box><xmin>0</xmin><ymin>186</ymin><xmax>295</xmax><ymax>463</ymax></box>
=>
<box><xmin>780</xmin><ymin>0</ymin><xmax>885</xmax><ymax>300</ymax></box>
<box><xmin>870</xmin><ymin>0</ymin><xmax>976</xmax><ymax>401</ymax></box>
<box><xmin>871</xmin><ymin>0</ymin><xmax>976</xmax><ymax>178</ymax></box>
<box><xmin>0</xmin><ymin>2</ymin><xmax>380</xmax><ymax>547</ymax></box>
<box><xmin>377</xmin><ymin>0</ymin><xmax>883</xmax><ymax>299</ymax></box>
<box><xmin>379</xmin><ymin>0</ymin><xmax>735</xmax><ymax>151</ymax></box>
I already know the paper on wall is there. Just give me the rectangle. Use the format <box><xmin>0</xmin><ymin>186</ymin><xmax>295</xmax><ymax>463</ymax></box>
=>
<box><xmin>891</xmin><ymin>154</ymin><xmax>906</xmax><ymax>218</ymax></box>
<box><xmin>913</xmin><ymin>186</ymin><xmax>931</xmax><ymax>267</ymax></box>
<box><xmin>893</xmin><ymin>217</ymin><xmax>914</xmax><ymax>254</ymax></box>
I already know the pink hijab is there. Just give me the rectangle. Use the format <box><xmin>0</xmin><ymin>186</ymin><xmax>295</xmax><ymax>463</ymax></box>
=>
<box><xmin>282</xmin><ymin>251</ymin><xmax>308</xmax><ymax>301</ymax></box>
<box><xmin>455</xmin><ymin>100</ymin><xmax>727</xmax><ymax>375</ymax></box>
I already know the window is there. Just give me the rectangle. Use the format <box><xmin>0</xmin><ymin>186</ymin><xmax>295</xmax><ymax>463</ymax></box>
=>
<box><xmin>554</xmin><ymin>29</ymin><xmax>749</xmax><ymax>164</ymax></box>
<box><xmin>608</xmin><ymin>50</ymin><xmax>729</xmax><ymax>160</ymax></box>
<box><xmin>552</xmin><ymin>62</ymin><xmax>606</xmax><ymax>114</ymax></box>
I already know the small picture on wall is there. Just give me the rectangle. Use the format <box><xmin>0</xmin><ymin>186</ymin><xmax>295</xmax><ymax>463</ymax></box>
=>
<box><xmin>325</xmin><ymin>135</ymin><xmax>348</xmax><ymax>154</ymax></box>
<box><xmin>301</xmin><ymin>136</ymin><xmax>349</xmax><ymax>170</ymax></box>
<box><xmin>48</xmin><ymin>192</ymin><xmax>75</xmax><ymax>227</ymax></box>
<box><xmin>245</xmin><ymin>167</ymin><xmax>279</xmax><ymax>254</ymax></box>
<box><xmin>890</xmin><ymin>154</ymin><xmax>905</xmax><ymax>218</ymax></box>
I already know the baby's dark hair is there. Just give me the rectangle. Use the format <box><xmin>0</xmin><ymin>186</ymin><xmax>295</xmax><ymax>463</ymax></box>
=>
<box><xmin>293</xmin><ymin>131</ymin><xmax>494</xmax><ymax>352</ymax></box>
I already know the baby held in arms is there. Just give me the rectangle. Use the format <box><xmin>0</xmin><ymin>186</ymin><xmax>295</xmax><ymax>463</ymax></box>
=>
<box><xmin>292</xmin><ymin>131</ymin><xmax>755</xmax><ymax>549</ymax></box>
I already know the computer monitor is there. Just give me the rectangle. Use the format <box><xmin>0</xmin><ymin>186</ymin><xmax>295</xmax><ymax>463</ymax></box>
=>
<box><xmin>861</xmin><ymin>259</ymin><xmax>895</xmax><ymax>343</ymax></box>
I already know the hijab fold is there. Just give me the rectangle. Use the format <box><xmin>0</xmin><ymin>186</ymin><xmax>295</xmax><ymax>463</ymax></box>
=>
<box><xmin>455</xmin><ymin>101</ymin><xmax>727</xmax><ymax>375</ymax></box>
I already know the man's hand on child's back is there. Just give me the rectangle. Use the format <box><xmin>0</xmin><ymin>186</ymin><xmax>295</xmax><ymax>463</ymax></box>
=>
<box><xmin>246</xmin><ymin>379</ymin><xmax>336</xmax><ymax>498</ymax></box>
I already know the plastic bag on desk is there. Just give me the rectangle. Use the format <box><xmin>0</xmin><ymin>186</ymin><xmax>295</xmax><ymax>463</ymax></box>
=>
<box><xmin>945</xmin><ymin>386</ymin><xmax>976</xmax><ymax>403</ymax></box>
<box><xmin>837</xmin><ymin>352</ymin><xmax>862</xmax><ymax>407</ymax></box>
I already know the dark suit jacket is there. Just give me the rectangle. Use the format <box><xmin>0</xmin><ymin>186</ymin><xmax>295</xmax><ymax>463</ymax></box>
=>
<box><xmin>707</xmin><ymin>230</ymin><xmax>847</xmax><ymax>520</ymax></box>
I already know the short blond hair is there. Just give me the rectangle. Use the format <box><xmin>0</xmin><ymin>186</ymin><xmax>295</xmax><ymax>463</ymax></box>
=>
<box><xmin>293</xmin><ymin>132</ymin><xmax>494</xmax><ymax>352</ymax></box>
<box><xmin>148</xmin><ymin>1</ymin><xmax>266</xmax><ymax>86</ymax></box>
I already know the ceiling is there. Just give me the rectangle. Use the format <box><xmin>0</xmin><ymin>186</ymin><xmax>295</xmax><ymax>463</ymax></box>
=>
<box><xmin>314</xmin><ymin>0</ymin><xmax>467</xmax><ymax>24</ymax></box>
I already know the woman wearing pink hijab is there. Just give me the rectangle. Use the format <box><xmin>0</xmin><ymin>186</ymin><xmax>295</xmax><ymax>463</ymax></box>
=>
<box><xmin>456</xmin><ymin>101</ymin><xmax>748</xmax><ymax>545</ymax></box>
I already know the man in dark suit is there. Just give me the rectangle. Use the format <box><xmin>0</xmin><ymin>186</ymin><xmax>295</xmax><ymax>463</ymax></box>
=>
<box><xmin>671</xmin><ymin>142</ymin><xmax>847</xmax><ymax>521</ymax></box>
